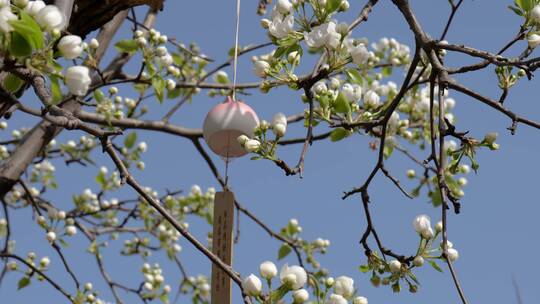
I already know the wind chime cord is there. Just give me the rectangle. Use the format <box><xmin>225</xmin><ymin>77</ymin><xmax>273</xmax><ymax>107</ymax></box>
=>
<box><xmin>225</xmin><ymin>0</ymin><xmax>241</xmax><ymax>189</ymax></box>
<box><xmin>232</xmin><ymin>0</ymin><xmax>241</xmax><ymax>101</ymax></box>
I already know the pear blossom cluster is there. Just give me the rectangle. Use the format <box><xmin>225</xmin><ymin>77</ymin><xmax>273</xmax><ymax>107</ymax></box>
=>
<box><xmin>238</xmin><ymin>112</ymin><xmax>288</xmax><ymax>155</ymax></box>
<box><xmin>243</xmin><ymin>260</ymin><xmax>368</xmax><ymax>304</ymax></box>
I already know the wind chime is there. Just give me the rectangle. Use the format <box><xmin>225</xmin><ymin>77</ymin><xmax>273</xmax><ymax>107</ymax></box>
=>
<box><xmin>201</xmin><ymin>0</ymin><xmax>258</xmax><ymax>303</ymax></box>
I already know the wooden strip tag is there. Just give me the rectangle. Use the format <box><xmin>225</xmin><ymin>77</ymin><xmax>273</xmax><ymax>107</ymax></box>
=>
<box><xmin>211</xmin><ymin>191</ymin><xmax>235</xmax><ymax>304</ymax></box>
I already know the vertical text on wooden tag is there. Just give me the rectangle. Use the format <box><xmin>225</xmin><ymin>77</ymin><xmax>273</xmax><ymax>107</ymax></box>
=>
<box><xmin>211</xmin><ymin>191</ymin><xmax>235</xmax><ymax>304</ymax></box>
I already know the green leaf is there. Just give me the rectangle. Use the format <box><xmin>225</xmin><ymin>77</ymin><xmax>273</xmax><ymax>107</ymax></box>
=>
<box><xmin>114</xmin><ymin>39</ymin><xmax>139</xmax><ymax>53</ymax></box>
<box><xmin>96</xmin><ymin>173</ymin><xmax>106</xmax><ymax>188</ymax></box>
<box><xmin>359</xmin><ymin>265</ymin><xmax>370</xmax><ymax>273</ymax></box>
<box><xmin>49</xmin><ymin>76</ymin><xmax>62</xmax><ymax>104</ymax></box>
<box><xmin>93</xmin><ymin>89</ymin><xmax>106</xmax><ymax>103</ymax></box>
<box><xmin>124</xmin><ymin>132</ymin><xmax>137</xmax><ymax>149</ymax></box>
<box><xmin>152</xmin><ymin>76</ymin><xmax>165</xmax><ymax>103</ymax></box>
<box><xmin>17</xmin><ymin>277</ymin><xmax>30</xmax><ymax>290</ymax></box>
<box><xmin>382</xmin><ymin>66</ymin><xmax>393</xmax><ymax>77</ymax></box>
<box><xmin>9</xmin><ymin>32</ymin><xmax>32</xmax><ymax>57</ymax></box>
<box><xmin>326</xmin><ymin>0</ymin><xmax>342</xmax><ymax>13</ymax></box>
<box><xmin>167</xmin><ymin>87</ymin><xmax>181</xmax><ymax>99</ymax></box>
<box><xmin>333</xmin><ymin>92</ymin><xmax>352</xmax><ymax>114</ymax></box>
<box><xmin>330</xmin><ymin>128</ymin><xmax>349</xmax><ymax>142</ymax></box>
<box><xmin>3</xmin><ymin>73</ymin><xmax>24</xmax><ymax>93</ymax></box>
<box><xmin>508</xmin><ymin>5</ymin><xmax>524</xmax><ymax>16</ymax></box>
<box><xmin>428</xmin><ymin>260</ymin><xmax>443</xmax><ymax>273</ymax></box>
<box><xmin>9</xmin><ymin>10</ymin><xmax>44</xmax><ymax>50</ymax></box>
<box><xmin>278</xmin><ymin>244</ymin><xmax>291</xmax><ymax>260</ymax></box>
<box><xmin>345</xmin><ymin>68</ymin><xmax>363</xmax><ymax>85</ymax></box>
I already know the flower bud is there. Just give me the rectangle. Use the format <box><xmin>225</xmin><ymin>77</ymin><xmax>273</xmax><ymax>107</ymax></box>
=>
<box><xmin>280</xmin><ymin>264</ymin><xmax>307</xmax><ymax>290</ymax></box>
<box><xmin>166</xmin><ymin>79</ymin><xmax>177</xmax><ymax>91</ymax></box>
<box><xmin>65</xmin><ymin>66</ymin><xmax>91</xmax><ymax>96</ymax></box>
<box><xmin>237</xmin><ymin>135</ymin><xmax>249</xmax><ymax>145</ymax></box>
<box><xmin>13</xmin><ymin>0</ymin><xmax>29</xmax><ymax>8</ymax></box>
<box><xmin>259</xmin><ymin>261</ymin><xmax>278</xmax><ymax>279</ymax></box>
<box><xmin>413</xmin><ymin>256</ymin><xmax>424</xmax><ymax>267</ymax></box>
<box><xmin>272</xmin><ymin>123</ymin><xmax>286</xmax><ymax>137</ymax></box>
<box><xmin>242</xmin><ymin>274</ymin><xmax>262</xmax><ymax>296</ymax></box>
<box><xmin>483</xmin><ymin>132</ymin><xmax>498</xmax><ymax>145</ymax></box>
<box><xmin>46</xmin><ymin>231</ymin><xmax>56</xmax><ymax>243</ymax></box>
<box><xmin>412</xmin><ymin>214</ymin><xmax>431</xmax><ymax>235</ymax></box>
<box><xmin>277</xmin><ymin>0</ymin><xmax>293</xmax><ymax>14</ymax></box>
<box><xmin>136</xmin><ymin>37</ymin><xmax>147</xmax><ymax>47</ymax></box>
<box><xmin>406</xmin><ymin>169</ymin><xmax>416</xmax><ymax>179</ymax></box>
<box><xmin>65</xmin><ymin>225</ymin><xmax>77</xmax><ymax>236</ymax></box>
<box><xmin>446</xmin><ymin>248</ymin><xmax>459</xmax><ymax>262</ymax></box>
<box><xmin>89</xmin><ymin>38</ymin><xmax>99</xmax><ymax>49</ymax></box>
<box><xmin>353</xmin><ymin>296</ymin><xmax>368</xmax><ymax>304</ymax></box>
<box><xmin>528</xmin><ymin>34</ymin><xmax>540</xmax><ymax>49</ymax></box>
<box><xmin>435</xmin><ymin>221</ymin><xmax>443</xmax><ymax>233</ymax></box>
<box><xmin>40</xmin><ymin>256</ymin><xmax>50</xmax><ymax>267</ymax></box>
<box><xmin>244</xmin><ymin>139</ymin><xmax>261</xmax><ymax>153</ymax></box>
<box><xmin>293</xmin><ymin>289</ymin><xmax>309</xmax><ymax>303</ymax></box>
<box><xmin>260</xmin><ymin>18</ymin><xmax>271</xmax><ymax>29</ymax></box>
<box><xmin>24</xmin><ymin>0</ymin><xmax>45</xmax><ymax>16</ymax></box>
<box><xmin>325</xmin><ymin>277</ymin><xmax>335</xmax><ymax>287</ymax></box>
<box><xmin>334</xmin><ymin>276</ymin><xmax>354</xmax><ymax>298</ymax></box>
<box><xmin>388</xmin><ymin>260</ymin><xmax>401</xmax><ymax>273</ymax></box>
<box><xmin>253</xmin><ymin>60</ymin><xmax>270</xmax><ymax>78</ymax></box>
<box><xmin>287</xmin><ymin>51</ymin><xmax>300</xmax><ymax>65</ymax></box>
<box><xmin>35</xmin><ymin>5</ymin><xmax>65</xmax><ymax>32</ymax></box>
<box><xmin>421</xmin><ymin>227</ymin><xmax>434</xmax><ymax>240</ymax></box>
<box><xmin>58</xmin><ymin>35</ymin><xmax>83</xmax><ymax>59</ymax></box>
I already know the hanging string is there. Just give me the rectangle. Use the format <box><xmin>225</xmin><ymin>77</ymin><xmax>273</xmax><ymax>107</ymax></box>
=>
<box><xmin>224</xmin><ymin>131</ymin><xmax>230</xmax><ymax>189</ymax></box>
<box><xmin>231</xmin><ymin>0</ymin><xmax>241</xmax><ymax>101</ymax></box>
<box><xmin>224</xmin><ymin>0</ymin><xmax>241</xmax><ymax>190</ymax></box>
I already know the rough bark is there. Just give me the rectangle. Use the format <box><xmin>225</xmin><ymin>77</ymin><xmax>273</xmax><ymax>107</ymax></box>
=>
<box><xmin>64</xmin><ymin>0</ymin><xmax>163</xmax><ymax>37</ymax></box>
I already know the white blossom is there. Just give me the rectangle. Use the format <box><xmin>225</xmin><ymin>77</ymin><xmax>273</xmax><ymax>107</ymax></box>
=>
<box><xmin>244</xmin><ymin>139</ymin><xmax>261</xmax><ymax>152</ymax></box>
<box><xmin>447</xmin><ymin>248</ymin><xmax>459</xmax><ymax>262</ymax></box>
<box><xmin>273</xmin><ymin>123</ymin><xmax>286</xmax><ymax>137</ymax></box>
<box><xmin>159</xmin><ymin>54</ymin><xmax>173</xmax><ymax>67</ymax></box>
<box><xmin>65</xmin><ymin>66</ymin><xmax>91</xmax><ymax>96</ymax></box>
<box><xmin>528</xmin><ymin>34</ymin><xmax>540</xmax><ymax>48</ymax></box>
<box><xmin>349</xmin><ymin>43</ymin><xmax>369</xmax><ymax>65</ymax></box>
<box><xmin>341</xmin><ymin>83</ymin><xmax>362</xmax><ymax>102</ymax></box>
<box><xmin>327</xmin><ymin>294</ymin><xmax>347</xmax><ymax>304</ymax></box>
<box><xmin>58</xmin><ymin>35</ymin><xmax>83</xmax><ymax>59</ymax></box>
<box><xmin>269</xmin><ymin>13</ymin><xmax>294</xmax><ymax>39</ymax></box>
<box><xmin>388</xmin><ymin>260</ymin><xmax>401</xmax><ymax>273</ymax></box>
<box><xmin>413</xmin><ymin>214</ymin><xmax>431</xmax><ymax>235</ymax></box>
<box><xmin>35</xmin><ymin>5</ymin><xmax>65</xmax><ymax>31</ymax></box>
<box><xmin>0</xmin><ymin>7</ymin><xmax>16</xmax><ymax>33</ymax></box>
<box><xmin>353</xmin><ymin>297</ymin><xmax>368</xmax><ymax>304</ymax></box>
<box><xmin>280</xmin><ymin>264</ymin><xmax>307</xmax><ymax>290</ymax></box>
<box><xmin>242</xmin><ymin>274</ymin><xmax>262</xmax><ymax>296</ymax></box>
<box><xmin>334</xmin><ymin>276</ymin><xmax>354</xmax><ymax>298</ymax></box>
<box><xmin>25</xmin><ymin>0</ymin><xmax>46</xmax><ymax>16</ymax></box>
<box><xmin>276</xmin><ymin>0</ymin><xmax>292</xmax><ymax>14</ymax></box>
<box><xmin>363</xmin><ymin>90</ymin><xmax>380</xmax><ymax>108</ymax></box>
<box><xmin>259</xmin><ymin>261</ymin><xmax>278</xmax><ymax>279</ymax></box>
<box><xmin>254</xmin><ymin>60</ymin><xmax>270</xmax><ymax>77</ymax></box>
<box><xmin>46</xmin><ymin>231</ymin><xmax>56</xmax><ymax>243</ymax></box>
<box><xmin>304</xmin><ymin>22</ymin><xmax>342</xmax><ymax>49</ymax></box>
<box><xmin>413</xmin><ymin>256</ymin><xmax>424</xmax><ymax>267</ymax></box>
<box><xmin>293</xmin><ymin>289</ymin><xmax>309</xmax><ymax>303</ymax></box>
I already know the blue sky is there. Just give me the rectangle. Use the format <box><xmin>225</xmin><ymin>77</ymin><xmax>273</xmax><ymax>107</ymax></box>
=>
<box><xmin>2</xmin><ymin>0</ymin><xmax>540</xmax><ymax>303</ymax></box>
